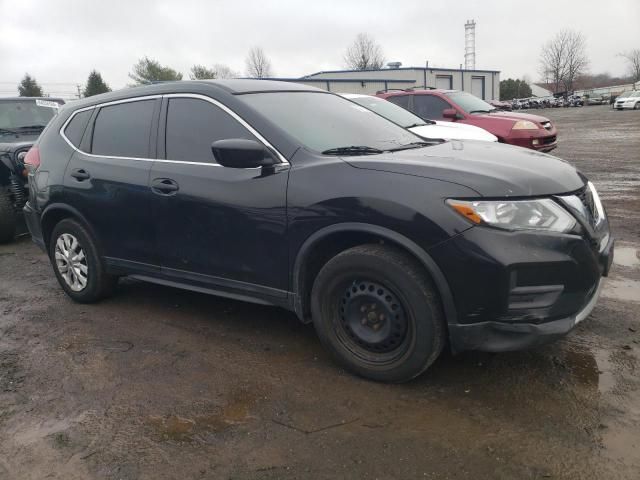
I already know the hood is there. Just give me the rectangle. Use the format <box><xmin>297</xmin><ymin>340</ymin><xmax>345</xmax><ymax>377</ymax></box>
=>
<box><xmin>478</xmin><ymin>110</ymin><xmax>550</xmax><ymax>125</ymax></box>
<box><xmin>412</xmin><ymin>121</ymin><xmax>497</xmax><ymax>142</ymax></box>
<box><xmin>344</xmin><ymin>140</ymin><xmax>584</xmax><ymax>197</ymax></box>
<box><xmin>0</xmin><ymin>132</ymin><xmax>39</xmax><ymax>151</ymax></box>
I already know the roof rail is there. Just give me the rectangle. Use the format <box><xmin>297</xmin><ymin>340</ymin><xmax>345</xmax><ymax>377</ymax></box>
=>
<box><xmin>411</xmin><ymin>85</ymin><xmax>436</xmax><ymax>90</ymax></box>
<box><xmin>375</xmin><ymin>88</ymin><xmax>411</xmax><ymax>94</ymax></box>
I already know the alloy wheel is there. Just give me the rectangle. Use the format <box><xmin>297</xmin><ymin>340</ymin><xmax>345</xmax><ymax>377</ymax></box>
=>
<box><xmin>54</xmin><ymin>233</ymin><xmax>89</xmax><ymax>292</ymax></box>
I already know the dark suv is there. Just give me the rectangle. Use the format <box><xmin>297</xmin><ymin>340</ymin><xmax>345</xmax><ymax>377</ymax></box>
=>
<box><xmin>24</xmin><ymin>80</ymin><xmax>613</xmax><ymax>382</ymax></box>
<box><xmin>0</xmin><ymin>97</ymin><xmax>64</xmax><ymax>242</ymax></box>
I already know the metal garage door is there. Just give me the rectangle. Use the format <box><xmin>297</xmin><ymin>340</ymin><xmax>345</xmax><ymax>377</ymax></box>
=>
<box><xmin>436</xmin><ymin>75</ymin><xmax>452</xmax><ymax>90</ymax></box>
<box><xmin>471</xmin><ymin>76</ymin><xmax>485</xmax><ymax>99</ymax></box>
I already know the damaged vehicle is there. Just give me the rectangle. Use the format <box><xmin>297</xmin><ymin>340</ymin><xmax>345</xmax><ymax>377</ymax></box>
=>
<box><xmin>0</xmin><ymin>97</ymin><xmax>64</xmax><ymax>242</ymax></box>
<box><xmin>23</xmin><ymin>81</ymin><xmax>613</xmax><ymax>382</ymax></box>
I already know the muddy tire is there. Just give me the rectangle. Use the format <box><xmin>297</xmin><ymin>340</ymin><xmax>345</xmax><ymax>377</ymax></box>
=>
<box><xmin>49</xmin><ymin>218</ymin><xmax>117</xmax><ymax>303</ymax></box>
<box><xmin>0</xmin><ymin>186</ymin><xmax>17</xmax><ymax>244</ymax></box>
<box><xmin>311</xmin><ymin>244</ymin><xmax>445</xmax><ymax>383</ymax></box>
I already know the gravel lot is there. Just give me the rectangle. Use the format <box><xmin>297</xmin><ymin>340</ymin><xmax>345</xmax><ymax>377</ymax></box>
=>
<box><xmin>1</xmin><ymin>105</ymin><xmax>639</xmax><ymax>480</ymax></box>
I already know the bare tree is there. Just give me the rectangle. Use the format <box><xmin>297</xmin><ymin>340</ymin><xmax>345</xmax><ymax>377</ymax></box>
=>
<box><xmin>344</xmin><ymin>33</ymin><xmax>385</xmax><ymax>70</ymax></box>
<box><xmin>245</xmin><ymin>47</ymin><xmax>272</xmax><ymax>78</ymax></box>
<box><xmin>212</xmin><ymin>64</ymin><xmax>238</xmax><ymax>79</ymax></box>
<box><xmin>620</xmin><ymin>49</ymin><xmax>640</xmax><ymax>83</ymax></box>
<box><xmin>539</xmin><ymin>30</ymin><xmax>588</xmax><ymax>93</ymax></box>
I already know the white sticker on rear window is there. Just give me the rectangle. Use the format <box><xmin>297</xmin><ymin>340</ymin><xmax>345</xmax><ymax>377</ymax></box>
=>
<box><xmin>35</xmin><ymin>99</ymin><xmax>60</xmax><ymax>109</ymax></box>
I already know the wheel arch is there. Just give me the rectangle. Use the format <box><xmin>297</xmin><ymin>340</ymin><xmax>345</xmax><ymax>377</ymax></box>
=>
<box><xmin>41</xmin><ymin>203</ymin><xmax>97</xmax><ymax>250</ymax></box>
<box><xmin>291</xmin><ymin>222</ymin><xmax>457</xmax><ymax>327</ymax></box>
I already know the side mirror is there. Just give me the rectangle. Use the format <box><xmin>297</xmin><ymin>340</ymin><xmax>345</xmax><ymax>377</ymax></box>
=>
<box><xmin>211</xmin><ymin>139</ymin><xmax>276</xmax><ymax>169</ymax></box>
<box><xmin>442</xmin><ymin>108</ymin><xmax>462</xmax><ymax>120</ymax></box>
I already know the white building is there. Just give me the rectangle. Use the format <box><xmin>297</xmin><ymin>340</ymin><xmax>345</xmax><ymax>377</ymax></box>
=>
<box><xmin>280</xmin><ymin>66</ymin><xmax>500</xmax><ymax>100</ymax></box>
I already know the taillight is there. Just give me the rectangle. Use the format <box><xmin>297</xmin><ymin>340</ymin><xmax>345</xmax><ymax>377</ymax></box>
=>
<box><xmin>24</xmin><ymin>146</ymin><xmax>41</xmax><ymax>170</ymax></box>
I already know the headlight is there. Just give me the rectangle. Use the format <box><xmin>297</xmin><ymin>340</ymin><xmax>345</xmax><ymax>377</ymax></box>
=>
<box><xmin>447</xmin><ymin>198</ymin><xmax>576</xmax><ymax>233</ymax></box>
<box><xmin>17</xmin><ymin>151</ymin><xmax>27</xmax><ymax>162</ymax></box>
<box><xmin>511</xmin><ymin>120</ymin><xmax>538</xmax><ymax>130</ymax></box>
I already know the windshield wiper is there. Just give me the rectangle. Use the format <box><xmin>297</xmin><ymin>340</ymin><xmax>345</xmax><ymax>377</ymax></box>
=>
<box><xmin>405</xmin><ymin>120</ymin><xmax>435</xmax><ymax>128</ymax></box>
<box><xmin>16</xmin><ymin>124</ymin><xmax>47</xmax><ymax>131</ymax></box>
<box><xmin>469</xmin><ymin>109</ymin><xmax>492</xmax><ymax>114</ymax></box>
<box><xmin>321</xmin><ymin>146</ymin><xmax>384</xmax><ymax>156</ymax></box>
<box><xmin>0</xmin><ymin>127</ymin><xmax>18</xmax><ymax>135</ymax></box>
<box><xmin>387</xmin><ymin>141</ymin><xmax>435</xmax><ymax>152</ymax></box>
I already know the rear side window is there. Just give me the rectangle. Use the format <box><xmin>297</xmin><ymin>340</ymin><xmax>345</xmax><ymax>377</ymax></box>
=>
<box><xmin>91</xmin><ymin>100</ymin><xmax>155</xmax><ymax>158</ymax></box>
<box><xmin>387</xmin><ymin>95</ymin><xmax>410</xmax><ymax>109</ymax></box>
<box><xmin>165</xmin><ymin>98</ymin><xmax>255</xmax><ymax>163</ymax></box>
<box><xmin>413</xmin><ymin>95</ymin><xmax>451</xmax><ymax>120</ymax></box>
<box><xmin>63</xmin><ymin>110</ymin><xmax>92</xmax><ymax>148</ymax></box>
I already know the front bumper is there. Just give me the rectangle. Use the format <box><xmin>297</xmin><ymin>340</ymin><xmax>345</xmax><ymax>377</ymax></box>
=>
<box><xmin>448</xmin><ymin>277</ymin><xmax>604</xmax><ymax>352</ymax></box>
<box><xmin>504</xmin><ymin>127</ymin><xmax>558</xmax><ymax>152</ymax></box>
<box><xmin>429</xmin><ymin>222</ymin><xmax>613</xmax><ymax>353</ymax></box>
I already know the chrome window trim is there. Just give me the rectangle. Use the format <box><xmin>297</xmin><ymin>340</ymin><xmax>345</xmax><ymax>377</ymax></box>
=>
<box><xmin>59</xmin><ymin>93</ymin><xmax>289</xmax><ymax>167</ymax></box>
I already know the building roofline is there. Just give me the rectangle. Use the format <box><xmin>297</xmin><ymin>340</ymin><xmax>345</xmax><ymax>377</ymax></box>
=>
<box><xmin>304</xmin><ymin>66</ymin><xmax>500</xmax><ymax>77</ymax></box>
<box><xmin>272</xmin><ymin>77</ymin><xmax>416</xmax><ymax>83</ymax></box>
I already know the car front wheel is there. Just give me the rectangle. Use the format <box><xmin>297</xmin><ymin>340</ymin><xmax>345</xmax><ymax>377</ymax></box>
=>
<box><xmin>311</xmin><ymin>244</ymin><xmax>445</xmax><ymax>382</ymax></box>
<box><xmin>49</xmin><ymin>218</ymin><xmax>117</xmax><ymax>303</ymax></box>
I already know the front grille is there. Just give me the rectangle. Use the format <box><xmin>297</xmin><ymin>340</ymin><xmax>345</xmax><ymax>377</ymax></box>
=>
<box><xmin>542</xmin><ymin>135</ymin><xmax>556</xmax><ymax>145</ymax></box>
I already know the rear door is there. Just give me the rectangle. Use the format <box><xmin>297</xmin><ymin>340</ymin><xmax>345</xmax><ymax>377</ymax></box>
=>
<box><xmin>63</xmin><ymin>97</ymin><xmax>160</xmax><ymax>267</ymax></box>
<box><xmin>149</xmin><ymin>94</ymin><xmax>289</xmax><ymax>296</ymax></box>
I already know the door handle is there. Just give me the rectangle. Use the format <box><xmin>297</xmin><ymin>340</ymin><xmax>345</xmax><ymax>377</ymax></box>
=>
<box><xmin>70</xmin><ymin>168</ymin><xmax>90</xmax><ymax>181</ymax></box>
<box><xmin>151</xmin><ymin>178</ymin><xmax>179</xmax><ymax>195</ymax></box>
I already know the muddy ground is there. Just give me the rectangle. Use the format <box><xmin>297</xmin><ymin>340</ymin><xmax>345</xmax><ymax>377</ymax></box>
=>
<box><xmin>1</xmin><ymin>105</ymin><xmax>639</xmax><ymax>479</ymax></box>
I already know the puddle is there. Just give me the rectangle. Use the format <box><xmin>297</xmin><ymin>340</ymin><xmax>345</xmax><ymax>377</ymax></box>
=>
<box><xmin>613</xmin><ymin>246</ymin><xmax>640</xmax><ymax>268</ymax></box>
<box><xmin>564</xmin><ymin>346</ymin><xmax>615</xmax><ymax>394</ymax></box>
<box><xmin>602</xmin><ymin>278</ymin><xmax>640</xmax><ymax>303</ymax></box>
<box><xmin>148</xmin><ymin>390</ymin><xmax>257</xmax><ymax>442</ymax></box>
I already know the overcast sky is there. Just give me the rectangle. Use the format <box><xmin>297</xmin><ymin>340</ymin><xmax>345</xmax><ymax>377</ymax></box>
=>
<box><xmin>1</xmin><ymin>0</ymin><xmax>638</xmax><ymax>97</ymax></box>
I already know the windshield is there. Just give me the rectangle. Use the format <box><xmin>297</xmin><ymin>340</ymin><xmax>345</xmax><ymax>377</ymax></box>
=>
<box><xmin>621</xmin><ymin>91</ymin><xmax>639</xmax><ymax>98</ymax></box>
<box><xmin>445</xmin><ymin>91</ymin><xmax>496</xmax><ymax>113</ymax></box>
<box><xmin>0</xmin><ymin>99</ymin><xmax>60</xmax><ymax>131</ymax></box>
<box><xmin>346</xmin><ymin>95</ymin><xmax>430</xmax><ymax>128</ymax></box>
<box><xmin>239</xmin><ymin>92</ymin><xmax>421</xmax><ymax>153</ymax></box>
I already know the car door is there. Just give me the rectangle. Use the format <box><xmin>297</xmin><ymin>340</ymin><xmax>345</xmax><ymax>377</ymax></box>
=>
<box><xmin>63</xmin><ymin>97</ymin><xmax>160</xmax><ymax>267</ymax></box>
<box><xmin>150</xmin><ymin>94</ymin><xmax>289</xmax><ymax>297</ymax></box>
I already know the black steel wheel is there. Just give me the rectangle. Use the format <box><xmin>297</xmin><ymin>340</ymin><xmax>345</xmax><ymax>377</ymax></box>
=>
<box><xmin>311</xmin><ymin>244</ymin><xmax>445</xmax><ymax>383</ymax></box>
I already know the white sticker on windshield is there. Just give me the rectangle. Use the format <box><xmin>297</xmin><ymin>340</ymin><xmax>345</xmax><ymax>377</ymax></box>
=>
<box><xmin>35</xmin><ymin>99</ymin><xmax>60</xmax><ymax>109</ymax></box>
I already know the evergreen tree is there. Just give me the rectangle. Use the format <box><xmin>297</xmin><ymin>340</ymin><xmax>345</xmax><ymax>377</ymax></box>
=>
<box><xmin>83</xmin><ymin>70</ymin><xmax>111</xmax><ymax>97</ymax></box>
<box><xmin>129</xmin><ymin>57</ymin><xmax>182</xmax><ymax>84</ymax></box>
<box><xmin>18</xmin><ymin>74</ymin><xmax>44</xmax><ymax>97</ymax></box>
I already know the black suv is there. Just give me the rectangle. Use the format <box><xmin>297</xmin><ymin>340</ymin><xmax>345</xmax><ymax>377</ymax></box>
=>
<box><xmin>23</xmin><ymin>80</ymin><xmax>613</xmax><ymax>382</ymax></box>
<box><xmin>0</xmin><ymin>97</ymin><xmax>64</xmax><ymax>242</ymax></box>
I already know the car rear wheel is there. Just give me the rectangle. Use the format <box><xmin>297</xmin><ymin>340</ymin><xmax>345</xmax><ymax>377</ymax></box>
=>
<box><xmin>49</xmin><ymin>218</ymin><xmax>117</xmax><ymax>303</ymax></box>
<box><xmin>0</xmin><ymin>186</ymin><xmax>17</xmax><ymax>244</ymax></box>
<box><xmin>311</xmin><ymin>244</ymin><xmax>445</xmax><ymax>383</ymax></box>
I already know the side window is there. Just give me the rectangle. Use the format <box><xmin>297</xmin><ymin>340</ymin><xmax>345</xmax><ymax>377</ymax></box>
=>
<box><xmin>165</xmin><ymin>98</ymin><xmax>255</xmax><ymax>163</ymax></box>
<box><xmin>63</xmin><ymin>110</ymin><xmax>92</xmax><ymax>148</ymax></box>
<box><xmin>413</xmin><ymin>95</ymin><xmax>451</xmax><ymax>120</ymax></box>
<box><xmin>91</xmin><ymin>100</ymin><xmax>155</xmax><ymax>158</ymax></box>
<box><xmin>386</xmin><ymin>95</ymin><xmax>410</xmax><ymax>110</ymax></box>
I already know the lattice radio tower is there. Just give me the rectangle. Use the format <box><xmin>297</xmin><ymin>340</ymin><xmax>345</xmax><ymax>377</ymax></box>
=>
<box><xmin>464</xmin><ymin>20</ymin><xmax>476</xmax><ymax>70</ymax></box>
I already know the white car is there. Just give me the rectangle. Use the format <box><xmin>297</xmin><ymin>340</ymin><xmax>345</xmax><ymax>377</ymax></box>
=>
<box><xmin>340</xmin><ymin>93</ymin><xmax>497</xmax><ymax>142</ymax></box>
<box><xmin>614</xmin><ymin>91</ymin><xmax>640</xmax><ymax>110</ymax></box>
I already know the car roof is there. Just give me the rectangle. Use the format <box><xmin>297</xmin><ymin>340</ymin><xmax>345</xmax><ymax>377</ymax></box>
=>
<box><xmin>63</xmin><ymin>79</ymin><xmax>326</xmax><ymax>111</ymax></box>
<box><xmin>339</xmin><ymin>93</ymin><xmax>373</xmax><ymax>99</ymax></box>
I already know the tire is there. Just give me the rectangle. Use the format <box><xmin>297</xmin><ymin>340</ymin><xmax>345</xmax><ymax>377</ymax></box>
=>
<box><xmin>49</xmin><ymin>218</ymin><xmax>117</xmax><ymax>303</ymax></box>
<box><xmin>311</xmin><ymin>244</ymin><xmax>445</xmax><ymax>383</ymax></box>
<box><xmin>0</xmin><ymin>186</ymin><xmax>17</xmax><ymax>244</ymax></box>
<box><xmin>635</xmin><ymin>102</ymin><xmax>640</xmax><ymax>110</ymax></box>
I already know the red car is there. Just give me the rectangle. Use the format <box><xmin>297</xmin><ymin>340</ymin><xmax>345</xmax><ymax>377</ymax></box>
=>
<box><xmin>377</xmin><ymin>89</ymin><xmax>558</xmax><ymax>152</ymax></box>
